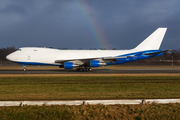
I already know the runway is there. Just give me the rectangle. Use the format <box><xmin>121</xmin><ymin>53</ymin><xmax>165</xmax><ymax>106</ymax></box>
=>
<box><xmin>0</xmin><ymin>68</ymin><xmax>180</xmax><ymax>74</ymax></box>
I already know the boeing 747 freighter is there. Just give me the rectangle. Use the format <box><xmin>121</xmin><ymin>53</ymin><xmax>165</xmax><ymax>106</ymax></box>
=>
<box><xmin>6</xmin><ymin>28</ymin><xmax>169</xmax><ymax>71</ymax></box>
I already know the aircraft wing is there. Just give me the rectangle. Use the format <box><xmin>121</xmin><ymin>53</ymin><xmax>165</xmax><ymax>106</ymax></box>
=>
<box><xmin>55</xmin><ymin>55</ymin><xmax>140</xmax><ymax>64</ymax></box>
<box><xmin>55</xmin><ymin>58</ymin><xmax>96</xmax><ymax>63</ymax></box>
<box><xmin>55</xmin><ymin>50</ymin><xmax>170</xmax><ymax>64</ymax></box>
<box><xmin>55</xmin><ymin>56</ymin><xmax>126</xmax><ymax>63</ymax></box>
<box><xmin>102</xmin><ymin>56</ymin><xmax>128</xmax><ymax>63</ymax></box>
<box><xmin>55</xmin><ymin>52</ymin><xmax>146</xmax><ymax>64</ymax></box>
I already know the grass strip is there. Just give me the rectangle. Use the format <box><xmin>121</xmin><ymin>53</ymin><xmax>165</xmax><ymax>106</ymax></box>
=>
<box><xmin>0</xmin><ymin>103</ymin><xmax>180</xmax><ymax>120</ymax></box>
<box><xmin>0</xmin><ymin>76</ymin><xmax>180</xmax><ymax>100</ymax></box>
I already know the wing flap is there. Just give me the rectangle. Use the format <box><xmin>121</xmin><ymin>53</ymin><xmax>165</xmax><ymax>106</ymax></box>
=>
<box><xmin>55</xmin><ymin>57</ymin><xmax>102</xmax><ymax>63</ymax></box>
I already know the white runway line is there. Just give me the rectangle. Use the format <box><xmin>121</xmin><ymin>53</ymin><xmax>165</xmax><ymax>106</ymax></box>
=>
<box><xmin>0</xmin><ymin>101</ymin><xmax>21</xmax><ymax>106</ymax></box>
<box><xmin>145</xmin><ymin>99</ymin><xmax>180</xmax><ymax>104</ymax></box>
<box><xmin>85</xmin><ymin>100</ymin><xmax>142</xmax><ymax>105</ymax></box>
<box><xmin>0</xmin><ymin>99</ymin><xmax>180</xmax><ymax>107</ymax></box>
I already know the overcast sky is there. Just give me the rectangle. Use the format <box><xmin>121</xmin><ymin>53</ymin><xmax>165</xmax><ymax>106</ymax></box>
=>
<box><xmin>0</xmin><ymin>0</ymin><xmax>180</xmax><ymax>50</ymax></box>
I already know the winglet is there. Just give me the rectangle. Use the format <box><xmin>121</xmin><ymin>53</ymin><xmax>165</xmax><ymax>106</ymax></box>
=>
<box><xmin>134</xmin><ymin>28</ymin><xmax>167</xmax><ymax>50</ymax></box>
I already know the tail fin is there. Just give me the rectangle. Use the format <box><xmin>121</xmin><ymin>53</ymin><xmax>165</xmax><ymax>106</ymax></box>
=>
<box><xmin>134</xmin><ymin>28</ymin><xmax>167</xmax><ymax>50</ymax></box>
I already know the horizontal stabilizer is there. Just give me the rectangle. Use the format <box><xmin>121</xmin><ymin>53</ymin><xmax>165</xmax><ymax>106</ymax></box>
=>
<box><xmin>143</xmin><ymin>50</ymin><xmax>172</xmax><ymax>55</ymax></box>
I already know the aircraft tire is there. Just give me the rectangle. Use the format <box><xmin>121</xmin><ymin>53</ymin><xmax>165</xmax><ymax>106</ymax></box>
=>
<box><xmin>76</xmin><ymin>68</ymin><xmax>91</xmax><ymax>72</ymax></box>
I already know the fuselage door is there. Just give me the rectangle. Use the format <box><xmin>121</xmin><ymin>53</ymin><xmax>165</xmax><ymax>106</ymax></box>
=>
<box><xmin>27</xmin><ymin>55</ymin><xmax>31</xmax><ymax>60</ymax></box>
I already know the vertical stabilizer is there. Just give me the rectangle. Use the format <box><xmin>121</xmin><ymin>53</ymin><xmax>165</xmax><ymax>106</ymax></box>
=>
<box><xmin>134</xmin><ymin>28</ymin><xmax>167</xmax><ymax>50</ymax></box>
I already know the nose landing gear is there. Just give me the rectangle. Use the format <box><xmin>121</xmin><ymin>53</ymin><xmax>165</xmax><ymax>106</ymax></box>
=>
<box><xmin>22</xmin><ymin>64</ymin><xmax>26</xmax><ymax>71</ymax></box>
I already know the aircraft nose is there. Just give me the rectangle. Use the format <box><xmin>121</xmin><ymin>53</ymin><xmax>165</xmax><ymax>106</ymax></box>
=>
<box><xmin>6</xmin><ymin>54</ymin><xmax>14</xmax><ymax>61</ymax></box>
<box><xmin>6</xmin><ymin>54</ymin><xmax>11</xmax><ymax>61</ymax></box>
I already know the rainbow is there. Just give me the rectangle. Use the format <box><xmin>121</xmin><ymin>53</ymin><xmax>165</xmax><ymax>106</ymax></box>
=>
<box><xmin>75</xmin><ymin>0</ymin><xmax>108</xmax><ymax>49</ymax></box>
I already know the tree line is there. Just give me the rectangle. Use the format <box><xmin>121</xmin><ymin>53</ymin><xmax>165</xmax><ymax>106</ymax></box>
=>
<box><xmin>0</xmin><ymin>46</ymin><xmax>180</xmax><ymax>62</ymax></box>
<box><xmin>0</xmin><ymin>46</ymin><xmax>16</xmax><ymax>61</ymax></box>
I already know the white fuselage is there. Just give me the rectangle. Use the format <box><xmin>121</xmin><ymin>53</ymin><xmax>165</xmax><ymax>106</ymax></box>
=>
<box><xmin>7</xmin><ymin>47</ymin><xmax>139</xmax><ymax>65</ymax></box>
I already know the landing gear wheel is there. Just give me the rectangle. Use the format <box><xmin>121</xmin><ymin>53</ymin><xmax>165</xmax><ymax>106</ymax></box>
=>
<box><xmin>76</xmin><ymin>67</ymin><xmax>92</xmax><ymax>72</ymax></box>
<box><xmin>22</xmin><ymin>64</ymin><xmax>26</xmax><ymax>71</ymax></box>
<box><xmin>23</xmin><ymin>68</ymin><xmax>26</xmax><ymax>71</ymax></box>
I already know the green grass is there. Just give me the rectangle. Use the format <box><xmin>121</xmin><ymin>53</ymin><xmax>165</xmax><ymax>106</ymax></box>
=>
<box><xmin>0</xmin><ymin>76</ymin><xmax>180</xmax><ymax>100</ymax></box>
<box><xmin>0</xmin><ymin>103</ymin><xmax>180</xmax><ymax>120</ymax></box>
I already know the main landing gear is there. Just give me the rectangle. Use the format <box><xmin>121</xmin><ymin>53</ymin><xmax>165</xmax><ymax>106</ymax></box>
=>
<box><xmin>76</xmin><ymin>67</ymin><xmax>92</xmax><ymax>72</ymax></box>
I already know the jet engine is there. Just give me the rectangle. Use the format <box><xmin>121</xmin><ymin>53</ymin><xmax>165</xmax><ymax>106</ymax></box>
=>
<box><xmin>90</xmin><ymin>60</ymin><xmax>106</xmax><ymax>67</ymax></box>
<box><xmin>64</xmin><ymin>62</ymin><xmax>78</xmax><ymax>69</ymax></box>
<box><xmin>90</xmin><ymin>60</ymin><xmax>100</xmax><ymax>67</ymax></box>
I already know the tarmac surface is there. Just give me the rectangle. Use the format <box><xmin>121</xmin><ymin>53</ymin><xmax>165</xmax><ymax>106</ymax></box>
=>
<box><xmin>0</xmin><ymin>68</ymin><xmax>180</xmax><ymax>74</ymax></box>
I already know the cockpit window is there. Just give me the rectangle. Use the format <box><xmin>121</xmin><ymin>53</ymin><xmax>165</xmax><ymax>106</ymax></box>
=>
<box><xmin>18</xmin><ymin>49</ymin><xmax>21</xmax><ymax>51</ymax></box>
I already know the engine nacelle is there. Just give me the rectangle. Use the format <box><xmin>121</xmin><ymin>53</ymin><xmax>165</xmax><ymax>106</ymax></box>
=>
<box><xmin>64</xmin><ymin>62</ymin><xmax>73</xmax><ymax>69</ymax></box>
<box><xmin>63</xmin><ymin>62</ymin><xmax>79</xmax><ymax>69</ymax></box>
<box><xmin>90</xmin><ymin>60</ymin><xmax>100</xmax><ymax>67</ymax></box>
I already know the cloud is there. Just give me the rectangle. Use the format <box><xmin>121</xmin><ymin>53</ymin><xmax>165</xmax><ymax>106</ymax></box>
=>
<box><xmin>0</xmin><ymin>0</ymin><xmax>180</xmax><ymax>50</ymax></box>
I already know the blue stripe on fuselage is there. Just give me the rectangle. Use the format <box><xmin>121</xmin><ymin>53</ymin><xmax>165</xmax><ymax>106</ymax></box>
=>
<box><xmin>107</xmin><ymin>50</ymin><xmax>162</xmax><ymax>65</ymax></box>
